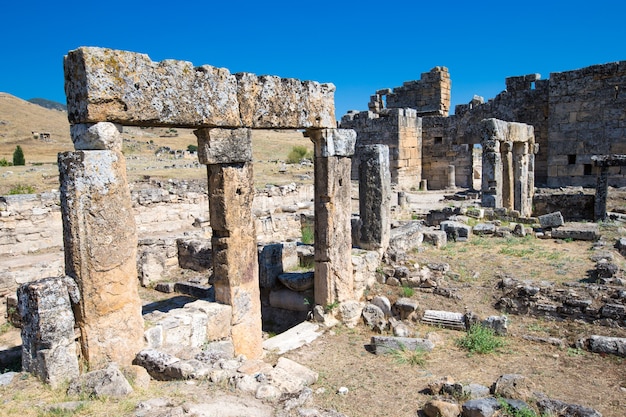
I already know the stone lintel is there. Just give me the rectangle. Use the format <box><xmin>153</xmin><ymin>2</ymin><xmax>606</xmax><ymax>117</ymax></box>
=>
<box><xmin>70</xmin><ymin>122</ymin><xmax>123</xmax><ymax>151</ymax></box>
<box><xmin>307</xmin><ymin>128</ymin><xmax>356</xmax><ymax>158</ymax></box>
<box><xmin>591</xmin><ymin>154</ymin><xmax>626</xmax><ymax>167</ymax></box>
<box><xmin>195</xmin><ymin>128</ymin><xmax>252</xmax><ymax>164</ymax></box>
<box><xmin>65</xmin><ymin>47</ymin><xmax>336</xmax><ymax>129</ymax></box>
<box><xmin>481</xmin><ymin>118</ymin><xmax>534</xmax><ymax>144</ymax></box>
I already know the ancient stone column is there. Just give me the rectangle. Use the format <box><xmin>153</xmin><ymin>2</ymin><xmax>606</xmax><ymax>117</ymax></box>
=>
<box><xmin>18</xmin><ymin>276</ymin><xmax>80</xmax><ymax>387</ymax></box>
<box><xmin>595</xmin><ymin>166</ymin><xmax>610</xmax><ymax>221</ymax></box>
<box><xmin>501</xmin><ymin>141</ymin><xmax>514</xmax><ymax>210</ymax></box>
<box><xmin>447</xmin><ymin>165</ymin><xmax>456</xmax><ymax>189</ymax></box>
<box><xmin>513</xmin><ymin>142</ymin><xmax>531</xmax><ymax>217</ymax></box>
<box><xmin>307</xmin><ymin>128</ymin><xmax>356</xmax><ymax>306</ymax></box>
<box><xmin>195</xmin><ymin>128</ymin><xmax>262</xmax><ymax>359</ymax></box>
<box><xmin>358</xmin><ymin>144</ymin><xmax>391</xmax><ymax>252</ymax></box>
<box><xmin>481</xmin><ymin>138</ymin><xmax>502</xmax><ymax>209</ymax></box>
<box><xmin>59</xmin><ymin>125</ymin><xmax>144</xmax><ymax>368</ymax></box>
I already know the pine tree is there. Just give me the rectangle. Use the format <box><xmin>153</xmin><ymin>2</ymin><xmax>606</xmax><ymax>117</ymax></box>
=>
<box><xmin>13</xmin><ymin>145</ymin><xmax>25</xmax><ymax>166</ymax></box>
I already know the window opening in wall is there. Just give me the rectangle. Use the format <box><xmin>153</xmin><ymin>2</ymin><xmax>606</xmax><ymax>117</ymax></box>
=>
<box><xmin>568</xmin><ymin>154</ymin><xmax>576</xmax><ymax>165</ymax></box>
<box><xmin>584</xmin><ymin>164</ymin><xmax>592</xmax><ymax>175</ymax></box>
<box><xmin>434</xmin><ymin>136</ymin><xmax>443</xmax><ymax>145</ymax></box>
<box><xmin>530</xmin><ymin>81</ymin><xmax>535</xmax><ymax>90</ymax></box>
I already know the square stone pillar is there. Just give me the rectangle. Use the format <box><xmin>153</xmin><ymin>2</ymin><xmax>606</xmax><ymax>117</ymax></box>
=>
<box><xmin>358</xmin><ymin>144</ymin><xmax>391</xmax><ymax>252</ymax></box>
<box><xmin>481</xmin><ymin>139</ymin><xmax>502</xmax><ymax>209</ymax></box>
<box><xmin>18</xmin><ymin>276</ymin><xmax>80</xmax><ymax>387</ymax></box>
<box><xmin>595</xmin><ymin>166</ymin><xmax>610</xmax><ymax>221</ymax></box>
<box><xmin>501</xmin><ymin>141</ymin><xmax>514</xmax><ymax>210</ymax></box>
<box><xmin>59</xmin><ymin>149</ymin><xmax>144</xmax><ymax>369</ymax></box>
<box><xmin>307</xmin><ymin>128</ymin><xmax>356</xmax><ymax>306</ymax></box>
<box><xmin>195</xmin><ymin>128</ymin><xmax>262</xmax><ymax>359</ymax></box>
<box><xmin>514</xmin><ymin>142</ymin><xmax>532</xmax><ymax>217</ymax></box>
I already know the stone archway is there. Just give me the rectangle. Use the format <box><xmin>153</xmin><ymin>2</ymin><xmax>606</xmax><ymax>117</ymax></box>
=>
<box><xmin>61</xmin><ymin>47</ymin><xmax>355</xmax><ymax>365</ymax></box>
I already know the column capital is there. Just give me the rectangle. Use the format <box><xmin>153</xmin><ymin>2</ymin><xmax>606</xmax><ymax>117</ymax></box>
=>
<box><xmin>306</xmin><ymin>128</ymin><xmax>356</xmax><ymax>157</ymax></box>
<box><xmin>195</xmin><ymin>128</ymin><xmax>252</xmax><ymax>164</ymax></box>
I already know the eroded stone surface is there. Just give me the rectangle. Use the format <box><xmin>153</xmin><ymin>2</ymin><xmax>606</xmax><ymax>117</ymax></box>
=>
<box><xmin>64</xmin><ymin>47</ymin><xmax>335</xmax><ymax>129</ymax></box>
<box><xmin>59</xmin><ymin>150</ymin><xmax>144</xmax><ymax>368</ymax></box>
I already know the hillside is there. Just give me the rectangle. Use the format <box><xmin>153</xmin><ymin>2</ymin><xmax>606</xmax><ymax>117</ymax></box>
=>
<box><xmin>0</xmin><ymin>92</ymin><xmax>72</xmax><ymax>163</ymax></box>
<box><xmin>27</xmin><ymin>98</ymin><xmax>67</xmax><ymax>112</ymax></box>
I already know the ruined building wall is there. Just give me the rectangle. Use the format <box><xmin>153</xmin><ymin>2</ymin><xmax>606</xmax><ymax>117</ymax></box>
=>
<box><xmin>341</xmin><ymin>108</ymin><xmax>422</xmax><ymax>190</ymax></box>
<box><xmin>546</xmin><ymin>61</ymin><xmax>626</xmax><ymax>187</ymax></box>
<box><xmin>385</xmin><ymin>67</ymin><xmax>451</xmax><ymax>116</ymax></box>
<box><xmin>421</xmin><ymin>75</ymin><xmax>550</xmax><ymax>187</ymax></box>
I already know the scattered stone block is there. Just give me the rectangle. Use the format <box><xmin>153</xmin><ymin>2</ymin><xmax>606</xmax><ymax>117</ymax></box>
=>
<box><xmin>18</xmin><ymin>276</ymin><xmax>80</xmax><ymax>388</ymax></box>
<box><xmin>388</xmin><ymin>222</ymin><xmax>424</xmax><ymax>252</ymax></box>
<box><xmin>423</xmin><ymin>230</ymin><xmax>447</xmax><ymax>248</ymax></box>
<box><xmin>338</xmin><ymin>300</ymin><xmax>364</xmax><ymax>327</ymax></box>
<box><xmin>70</xmin><ymin>122</ymin><xmax>123</xmax><ymax>151</ymax></box>
<box><xmin>461</xmin><ymin>397</ymin><xmax>501</xmax><ymax>417</ymax></box>
<box><xmin>362</xmin><ymin>303</ymin><xmax>387</xmax><ymax>332</ymax></box>
<box><xmin>491</xmin><ymin>374</ymin><xmax>535</xmax><ymax>402</ymax></box>
<box><xmin>538</xmin><ymin>211</ymin><xmax>564</xmax><ymax>229</ymax></box>
<box><xmin>473</xmin><ymin>223</ymin><xmax>496</xmax><ymax>235</ymax></box>
<box><xmin>177</xmin><ymin>238</ymin><xmax>212</xmax><ymax>272</ymax></box>
<box><xmin>616</xmin><ymin>237</ymin><xmax>626</xmax><ymax>257</ymax></box>
<box><xmin>262</xmin><ymin>322</ymin><xmax>323</xmax><ymax>354</ymax></box>
<box><xmin>269</xmin><ymin>289</ymin><xmax>312</xmax><ymax>312</ymax></box>
<box><xmin>481</xmin><ymin>315</ymin><xmax>508</xmax><ymax>336</ymax></box>
<box><xmin>423</xmin><ymin>400</ymin><xmax>460</xmax><ymax>417</ymax></box>
<box><xmin>421</xmin><ymin>310</ymin><xmax>466</xmax><ymax>331</ymax></box>
<box><xmin>587</xmin><ymin>335</ymin><xmax>626</xmax><ymax>357</ymax></box>
<box><xmin>551</xmin><ymin>222</ymin><xmax>599</xmax><ymax>241</ymax></box>
<box><xmin>267</xmin><ymin>357</ymin><xmax>318</xmax><ymax>394</ymax></box>
<box><xmin>440</xmin><ymin>220</ymin><xmax>471</xmax><ymax>242</ymax></box>
<box><xmin>537</xmin><ymin>397</ymin><xmax>602</xmax><ymax>417</ymax></box>
<box><xmin>393</xmin><ymin>297</ymin><xmax>419</xmax><ymax>320</ymax></box>
<box><xmin>258</xmin><ymin>242</ymin><xmax>298</xmax><ymax>289</ymax></box>
<box><xmin>185</xmin><ymin>300</ymin><xmax>232</xmax><ymax>342</ymax></box>
<box><xmin>370</xmin><ymin>295</ymin><xmax>392</xmax><ymax>317</ymax></box>
<box><xmin>370</xmin><ymin>336</ymin><xmax>434</xmax><ymax>355</ymax></box>
<box><xmin>67</xmin><ymin>364</ymin><xmax>133</xmax><ymax>398</ymax></box>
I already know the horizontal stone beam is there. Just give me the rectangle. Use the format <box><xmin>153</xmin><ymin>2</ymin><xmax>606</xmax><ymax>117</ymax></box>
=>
<box><xmin>64</xmin><ymin>47</ymin><xmax>336</xmax><ymax>129</ymax></box>
<box><xmin>480</xmin><ymin>118</ymin><xmax>535</xmax><ymax>144</ymax></box>
<box><xmin>591</xmin><ymin>154</ymin><xmax>626</xmax><ymax>167</ymax></box>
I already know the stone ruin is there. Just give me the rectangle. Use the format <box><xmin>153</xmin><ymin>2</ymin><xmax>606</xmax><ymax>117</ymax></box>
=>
<box><xmin>15</xmin><ymin>46</ymin><xmax>384</xmax><ymax>386</ymax></box>
<box><xmin>341</xmin><ymin>61</ymin><xmax>626</xmax><ymax>218</ymax></box>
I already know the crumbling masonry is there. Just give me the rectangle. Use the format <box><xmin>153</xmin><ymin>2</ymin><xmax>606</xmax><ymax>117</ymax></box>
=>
<box><xmin>54</xmin><ymin>46</ymin><xmax>354</xmax><ymax>367</ymax></box>
<box><xmin>342</xmin><ymin>61</ymin><xmax>626</xmax><ymax>193</ymax></box>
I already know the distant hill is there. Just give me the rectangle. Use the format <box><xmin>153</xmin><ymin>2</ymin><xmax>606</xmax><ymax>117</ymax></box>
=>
<box><xmin>0</xmin><ymin>92</ymin><xmax>72</xmax><ymax>163</ymax></box>
<box><xmin>27</xmin><ymin>97</ymin><xmax>67</xmax><ymax>112</ymax></box>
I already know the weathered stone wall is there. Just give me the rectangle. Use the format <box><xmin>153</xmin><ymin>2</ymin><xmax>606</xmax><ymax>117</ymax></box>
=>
<box><xmin>64</xmin><ymin>47</ymin><xmax>336</xmax><ymax>129</ymax></box>
<box><xmin>547</xmin><ymin>62</ymin><xmax>626</xmax><ymax>187</ymax></box>
<box><xmin>421</xmin><ymin>117</ymin><xmax>473</xmax><ymax>189</ymax></box>
<box><xmin>341</xmin><ymin>108</ymin><xmax>422</xmax><ymax>190</ymax></box>
<box><xmin>383</xmin><ymin>67</ymin><xmax>451</xmax><ymax>116</ymax></box>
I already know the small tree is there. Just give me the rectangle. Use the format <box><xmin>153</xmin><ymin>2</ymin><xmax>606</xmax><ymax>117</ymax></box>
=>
<box><xmin>12</xmin><ymin>146</ymin><xmax>25</xmax><ymax>166</ymax></box>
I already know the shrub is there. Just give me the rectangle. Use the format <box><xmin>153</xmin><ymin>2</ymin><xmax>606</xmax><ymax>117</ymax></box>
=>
<box><xmin>187</xmin><ymin>144</ymin><xmax>198</xmax><ymax>153</ymax></box>
<box><xmin>401</xmin><ymin>286</ymin><xmax>414</xmax><ymax>297</ymax></box>
<box><xmin>8</xmin><ymin>184</ymin><xmax>35</xmax><ymax>195</ymax></box>
<box><xmin>455</xmin><ymin>324</ymin><xmax>505</xmax><ymax>354</ymax></box>
<box><xmin>301</xmin><ymin>224</ymin><xmax>314</xmax><ymax>244</ymax></box>
<box><xmin>0</xmin><ymin>158</ymin><xmax>12</xmax><ymax>167</ymax></box>
<box><xmin>12</xmin><ymin>145</ymin><xmax>25</xmax><ymax>166</ymax></box>
<box><xmin>286</xmin><ymin>145</ymin><xmax>312</xmax><ymax>164</ymax></box>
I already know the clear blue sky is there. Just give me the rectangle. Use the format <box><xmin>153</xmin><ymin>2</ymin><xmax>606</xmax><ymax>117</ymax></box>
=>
<box><xmin>1</xmin><ymin>0</ymin><xmax>624</xmax><ymax>119</ymax></box>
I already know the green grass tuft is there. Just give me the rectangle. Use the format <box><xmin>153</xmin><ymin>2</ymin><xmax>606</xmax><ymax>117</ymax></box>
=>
<box><xmin>456</xmin><ymin>324</ymin><xmax>505</xmax><ymax>354</ymax></box>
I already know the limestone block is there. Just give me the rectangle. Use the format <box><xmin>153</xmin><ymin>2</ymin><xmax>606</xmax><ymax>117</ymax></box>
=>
<box><xmin>588</xmin><ymin>335</ymin><xmax>626</xmax><ymax>357</ymax></box>
<box><xmin>184</xmin><ymin>300</ymin><xmax>232</xmax><ymax>342</ymax></box>
<box><xmin>195</xmin><ymin>128</ymin><xmax>252</xmax><ymax>164</ymax></box>
<box><xmin>17</xmin><ymin>276</ymin><xmax>80</xmax><ymax>388</ymax></box>
<box><xmin>70</xmin><ymin>122</ymin><xmax>123</xmax><ymax>151</ymax></box>
<box><xmin>370</xmin><ymin>336</ymin><xmax>434</xmax><ymax>355</ymax></box>
<box><xmin>267</xmin><ymin>357</ymin><xmax>318</xmax><ymax>394</ymax></box>
<box><xmin>262</xmin><ymin>322</ymin><xmax>322</xmax><ymax>354</ymax></box>
<box><xmin>176</xmin><ymin>238</ymin><xmax>212</xmax><ymax>272</ymax></box>
<box><xmin>308</xmin><ymin>129</ymin><xmax>356</xmax><ymax>157</ymax></box>
<box><xmin>423</xmin><ymin>400</ymin><xmax>461</xmax><ymax>417</ymax></box>
<box><xmin>269</xmin><ymin>289</ymin><xmax>312</xmax><ymax>312</ymax></box>
<box><xmin>67</xmin><ymin>364</ymin><xmax>133</xmax><ymax>398</ymax></box>
<box><xmin>65</xmin><ymin>47</ymin><xmax>335</xmax><ymax>129</ymax></box>
<box><xmin>358</xmin><ymin>145</ymin><xmax>391</xmax><ymax>251</ymax></box>
<box><xmin>58</xmin><ymin>150</ymin><xmax>144</xmax><ymax>368</ymax></box>
<box><xmin>422</xmin><ymin>230</ymin><xmax>447</xmax><ymax>248</ymax></box>
<box><xmin>440</xmin><ymin>220</ymin><xmax>472</xmax><ymax>241</ymax></box>
<box><xmin>551</xmin><ymin>222</ymin><xmax>599</xmax><ymax>241</ymax></box>
<box><xmin>389</xmin><ymin>222</ymin><xmax>424</xmax><ymax>251</ymax></box>
<box><xmin>277</xmin><ymin>271</ymin><xmax>314</xmax><ymax>292</ymax></box>
<box><xmin>258</xmin><ymin>242</ymin><xmax>298</xmax><ymax>289</ymax></box>
<box><xmin>538</xmin><ymin>211</ymin><xmax>564</xmax><ymax>229</ymax></box>
<box><xmin>236</xmin><ymin>73</ymin><xmax>336</xmax><ymax>129</ymax></box>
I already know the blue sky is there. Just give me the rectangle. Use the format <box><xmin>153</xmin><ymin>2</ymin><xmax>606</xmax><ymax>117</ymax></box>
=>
<box><xmin>1</xmin><ymin>1</ymin><xmax>624</xmax><ymax>118</ymax></box>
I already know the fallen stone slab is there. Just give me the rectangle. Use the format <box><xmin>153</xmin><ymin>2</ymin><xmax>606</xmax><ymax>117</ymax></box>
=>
<box><xmin>262</xmin><ymin>321</ymin><xmax>323</xmax><ymax>354</ymax></box>
<box><xmin>370</xmin><ymin>336</ymin><xmax>434</xmax><ymax>355</ymax></box>
<box><xmin>587</xmin><ymin>335</ymin><xmax>626</xmax><ymax>357</ymax></box>
<box><xmin>440</xmin><ymin>220</ymin><xmax>471</xmax><ymax>242</ymax></box>
<box><xmin>421</xmin><ymin>310</ymin><xmax>466</xmax><ymax>331</ymax></box>
<box><xmin>423</xmin><ymin>229</ymin><xmax>447</xmax><ymax>248</ymax></box>
<box><xmin>461</xmin><ymin>397</ymin><xmax>501</xmax><ymax>417</ymax></box>
<box><xmin>551</xmin><ymin>222</ymin><xmax>599</xmax><ymax>241</ymax></box>
<box><xmin>538</xmin><ymin>211</ymin><xmax>564</xmax><ymax>229</ymax></box>
<box><xmin>388</xmin><ymin>221</ymin><xmax>424</xmax><ymax>252</ymax></box>
<box><xmin>267</xmin><ymin>357</ymin><xmax>318</xmax><ymax>394</ymax></box>
<box><xmin>473</xmin><ymin>223</ymin><xmax>497</xmax><ymax>235</ymax></box>
<box><xmin>174</xmin><ymin>281</ymin><xmax>214</xmax><ymax>299</ymax></box>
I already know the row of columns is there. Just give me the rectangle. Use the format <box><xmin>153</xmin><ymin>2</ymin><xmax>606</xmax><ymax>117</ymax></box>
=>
<box><xmin>57</xmin><ymin>123</ymin><xmax>358</xmax><ymax>366</ymax></box>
